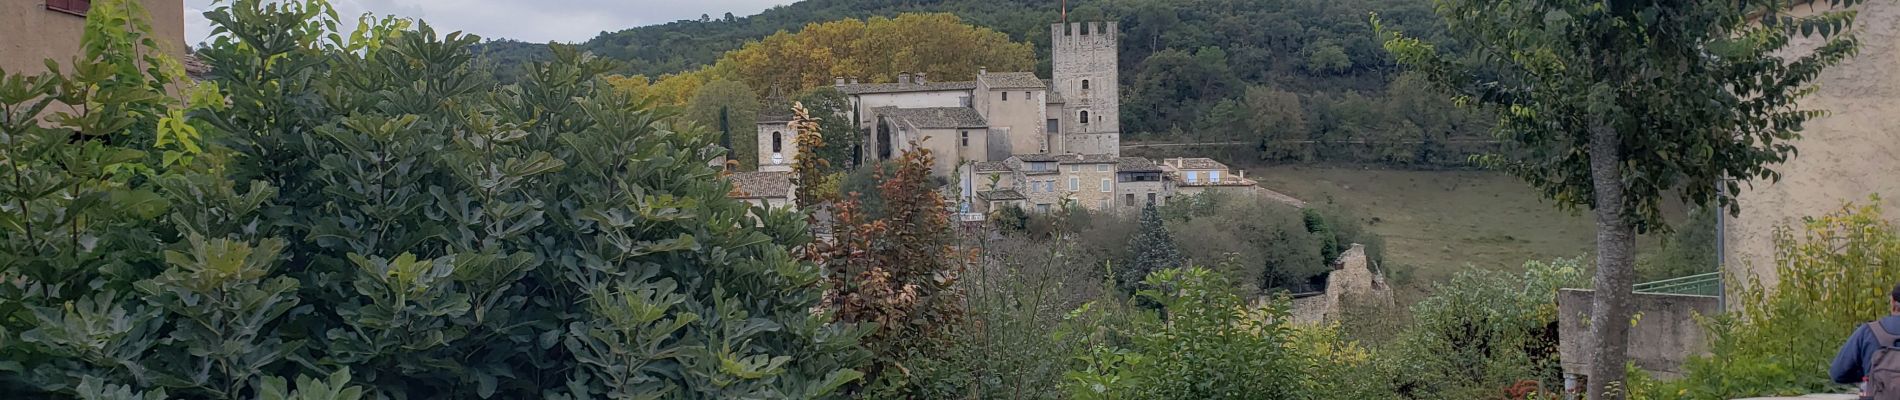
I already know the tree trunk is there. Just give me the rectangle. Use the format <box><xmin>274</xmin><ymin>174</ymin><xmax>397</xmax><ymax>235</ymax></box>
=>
<box><xmin>1585</xmin><ymin>122</ymin><xmax>1638</xmax><ymax>400</ymax></box>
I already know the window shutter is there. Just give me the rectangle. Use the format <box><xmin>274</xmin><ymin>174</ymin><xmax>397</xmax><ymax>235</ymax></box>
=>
<box><xmin>47</xmin><ymin>0</ymin><xmax>91</xmax><ymax>16</ymax></box>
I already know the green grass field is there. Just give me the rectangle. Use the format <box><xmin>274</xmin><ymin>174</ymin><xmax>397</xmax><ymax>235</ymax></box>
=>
<box><xmin>1237</xmin><ymin>164</ymin><xmax>1672</xmax><ymax>300</ymax></box>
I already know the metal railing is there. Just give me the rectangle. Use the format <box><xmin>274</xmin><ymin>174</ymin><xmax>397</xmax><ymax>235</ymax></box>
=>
<box><xmin>1633</xmin><ymin>272</ymin><xmax>1722</xmax><ymax>297</ymax></box>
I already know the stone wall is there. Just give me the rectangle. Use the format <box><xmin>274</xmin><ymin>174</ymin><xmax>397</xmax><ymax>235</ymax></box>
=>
<box><xmin>1051</xmin><ymin>22</ymin><xmax>1120</xmax><ymax>136</ymax></box>
<box><xmin>1064</xmin><ymin>132</ymin><xmax>1121</xmax><ymax>156</ymax></box>
<box><xmin>1556</xmin><ymin>289</ymin><xmax>1721</xmax><ymax>379</ymax></box>
<box><xmin>1724</xmin><ymin>0</ymin><xmax>1900</xmax><ymax>291</ymax></box>
<box><xmin>757</xmin><ymin>121</ymin><xmax>793</xmax><ymax>172</ymax></box>
<box><xmin>1289</xmin><ymin>244</ymin><xmax>1392</xmax><ymax>325</ymax></box>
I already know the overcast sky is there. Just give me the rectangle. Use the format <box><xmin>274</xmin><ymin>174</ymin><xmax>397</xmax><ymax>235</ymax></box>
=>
<box><xmin>184</xmin><ymin>0</ymin><xmax>794</xmax><ymax>45</ymax></box>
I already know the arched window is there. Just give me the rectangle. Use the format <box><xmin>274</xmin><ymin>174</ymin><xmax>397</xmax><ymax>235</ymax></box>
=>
<box><xmin>1079</xmin><ymin>110</ymin><xmax>1089</xmax><ymax>124</ymax></box>
<box><xmin>772</xmin><ymin>131</ymin><xmax>783</xmax><ymax>153</ymax></box>
<box><xmin>1081</xmin><ymin>79</ymin><xmax>1090</xmax><ymax>90</ymax></box>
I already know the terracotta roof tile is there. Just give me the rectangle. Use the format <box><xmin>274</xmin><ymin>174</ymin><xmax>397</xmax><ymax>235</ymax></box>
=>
<box><xmin>727</xmin><ymin>171</ymin><xmax>793</xmax><ymax>199</ymax></box>
<box><xmin>875</xmin><ymin>107</ymin><xmax>988</xmax><ymax>128</ymax></box>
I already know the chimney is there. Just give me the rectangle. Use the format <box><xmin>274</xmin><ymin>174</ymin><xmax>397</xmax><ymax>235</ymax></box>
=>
<box><xmin>1238</xmin><ymin>170</ymin><xmax>1246</xmax><ymax>179</ymax></box>
<box><xmin>898</xmin><ymin>72</ymin><xmax>912</xmax><ymax>85</ymax></box>
<box><xmin>978</xmin><ymin>66</ymin><xmax>987</xmax><ymax>76</ymax></box>
<box><xmin>850</xmin><ymin>77</ymin><xmax>859</xmax><ymax>84</ymax></box>
<box><xmin>915</xmin><ymin>72</ymin><xmax>927</xmax><ymax>84</ymax></box>
<box><xmin>835</xmin><ymin>77</ymin><xmax>846</xmax><ymax>86</ymax></box>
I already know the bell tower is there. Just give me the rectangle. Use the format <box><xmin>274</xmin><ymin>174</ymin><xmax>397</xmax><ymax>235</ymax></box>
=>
<box><xmin>1051</xmin><ymin>21</ymin><xmax>1120</xmax><ymax>156</ymax></box>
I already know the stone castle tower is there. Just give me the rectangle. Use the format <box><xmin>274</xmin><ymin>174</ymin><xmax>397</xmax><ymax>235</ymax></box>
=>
<box><xmin>1051</xmin><ymin>21</ymin><xmax>1120</xmax><ymax>156</ymax></box>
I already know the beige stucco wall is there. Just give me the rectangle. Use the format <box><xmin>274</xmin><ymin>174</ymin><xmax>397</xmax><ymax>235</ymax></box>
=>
<box><xmin>977</xmin><ymin>86</ymin><xmax>1047</xmax><ymax>156</ymax></box>
<box><xmin>2</xmin><ymin>0</ymin><xmax>186</xmax><ymax>75</ymax></box>
<box><xmin>952</xmin><ymin>128</ymin><xmax>989</xmax><ymax>167</ymax></box>
<box><xmin>1724</xmin><ymin>1</ymin><xmax>1900</xmax><ymax>288</ymax></box>
<box><xmin>908</xmin><ymin>126</ymin><xmax>967</xmax><ymax>177</ymax></box>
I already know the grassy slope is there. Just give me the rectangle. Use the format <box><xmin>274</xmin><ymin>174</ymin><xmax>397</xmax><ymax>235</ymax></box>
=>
<box><xmin>1238</xmin><ymin>164</ymin><xmax>1671</xmax><ymax>301</ymax></box>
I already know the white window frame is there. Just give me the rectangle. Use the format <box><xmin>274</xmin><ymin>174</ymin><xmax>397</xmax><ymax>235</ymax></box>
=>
<box><xmin>1096</xmin><ymin>164</ymin><xmax>1108</xmax><ymax>172</ymax></box>
<box><xmin>1099</xmin><ymin>178</ymin><xmax>1111</xmax><ymax>192</ymax></box>
<box><xmin>1210</xmin><ymin>171</ymin><xmax>1222</xmax><ymax>182</ymax></box>
<box><xmin>1185</xmin><ymin>171</ymin><xmax>1198</xmax><ymax>183</ymax></box>
<box><xmin>1068</xmin><ymin>177</ymin><xmax>1079</xmax><ymax>191</ymax></box>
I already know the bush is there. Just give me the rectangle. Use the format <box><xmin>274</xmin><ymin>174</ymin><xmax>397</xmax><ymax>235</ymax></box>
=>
<box><xmin>901</xmin><ymin>233</ymin><xmax>1102</xmax><ymax>399</ymax></box>
<box><xmin>0</xmin><ymin>1</ymin><xmax>866</xmax><ymax>398</ymax></box>
<box><xmin>1377</xmin><ymin>258</ymin><xmax>1584</xmax><ymax>399</ymax></box>
<box><xmin>1064</xmin><ymin>267</ymin><xmax>1308</xmax><ymax>399</ymax></box>
<box><xmin>1637</xmin><ymin>206</ymin><xmax>1719</xmax><ymax>282</ymax></box>
<box><xmin>1119</xmin><ymin>204</ymin><xmax>1186</xmax><ymax>296</ymax></box>
<box><xmin>1651</xmin><ymin>199</ymin><xmax>1900</xmax><ymax>399</ymax></box>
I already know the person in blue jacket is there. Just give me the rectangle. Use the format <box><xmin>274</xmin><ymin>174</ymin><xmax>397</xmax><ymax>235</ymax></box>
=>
<box><xmin>1830</xmin><ymin>284</ymin><xmax>1900</xmax><ymax>385</ymax></box>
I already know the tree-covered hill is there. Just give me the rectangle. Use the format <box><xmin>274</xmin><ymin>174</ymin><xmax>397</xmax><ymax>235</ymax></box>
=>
<box><xmin>474</xmin><ymin>0</ymin><xmax>1490</xmax><ymax>166</ymax></box>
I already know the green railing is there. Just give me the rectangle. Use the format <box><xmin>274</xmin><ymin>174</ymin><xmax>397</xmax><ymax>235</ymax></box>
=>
<box><xmin>1633</xmin><ymin>272</ymin><xmax>1722</xmax><ymax>297</ymax></box>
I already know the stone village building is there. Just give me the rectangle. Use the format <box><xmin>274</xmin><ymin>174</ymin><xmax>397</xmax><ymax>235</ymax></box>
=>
<box><xmin>746</xmin><ymin>21</ymin><xmax>1265</xmax><ymax>217</ymax></box>
<box><xmin>4</xmin><ymin>1</ymin><xmax>188</xmax><ymax>76</ymax></box>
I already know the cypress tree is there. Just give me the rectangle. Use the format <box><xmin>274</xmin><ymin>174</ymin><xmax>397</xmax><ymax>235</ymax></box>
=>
<box><xmin>1121</xmin><ymin>203</ymin><xmax>1185</xmax><ymax>296</ymax></box>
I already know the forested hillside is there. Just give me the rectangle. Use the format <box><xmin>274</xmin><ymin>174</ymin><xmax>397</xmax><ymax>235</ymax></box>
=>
<box><xmin>474</xmin><ymin>0</ymin><xmax>1493</xmax><ymax>166</ymax></box>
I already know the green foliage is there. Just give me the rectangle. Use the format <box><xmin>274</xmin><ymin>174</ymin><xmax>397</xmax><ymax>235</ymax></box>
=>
<box><xmin>1378</xmin><ymin>258</ymin><xmax>1585</xmax><ymax>399</ymax></box>
<box><xmin>1648</xmin><ymin>200</ymin><xmax>1898</xmax><ymax>399</ymax></box>
<box><xmin>1063</xmin><ymin>267</ymin><xmax>1364</xmax><ymax>400</ymax></box>
<box><xmin>1119</xmin><ymin>204</ymin><xmax>1183</xmax><ymax>296</ymax></box>
<box><xmin>1384</xmin><ymin>0</ymin><xmax>1863</xmax><ymax>393</ymax></box>
<box><xmin>1639</xmin><ymin>206</ymin><xmax>1719</xmax><ymax>282</ymax></box>
<box><xmin>901</xmin><ymin>230</ymin><xmax>1102</xmax><ymax>400</ymax></box>
<box><xmin>795</xmin><ymin>87</ymin><xmax>859</xmax><ymax>172</ymax></box>
<box><xmin>1381</xmin><ymin>0</ymin><xmax>1860</xmax><ymax>233</ymax></box>
<box><xmin>0</xmin><ymin>0</ymin><xmax>868</xmax><ymax>398</ymax></box>
<box><xmin>685</xmin><ymin>79</ymin><xmax>760</xmax><ymax>171</ymax></box>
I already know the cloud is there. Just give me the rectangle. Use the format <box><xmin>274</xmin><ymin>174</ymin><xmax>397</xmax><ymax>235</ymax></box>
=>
<box><xmin>184</xmin><ymin>0</ymin><xmax>791</xmax><ymax>45</ymax></box>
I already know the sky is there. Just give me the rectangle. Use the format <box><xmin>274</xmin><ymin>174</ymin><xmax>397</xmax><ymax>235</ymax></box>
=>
<box><xmin>183</xmin><ymin>0</ymin><xmax>794</xmax><ymax>45</ymax></box>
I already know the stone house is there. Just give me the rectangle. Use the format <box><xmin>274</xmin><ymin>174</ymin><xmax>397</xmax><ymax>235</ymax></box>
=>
<box><xmin>1163</xmin><ymin>157</ymin><xmax>1260</xmax><ymax>198</ymax></box>
<box><xmin>871</xmin><ymin>106</ymin><xmax>990</xmax><ymax>175</ymax></box>
<box><xmin>1005</xmin><ymin>154</ymin><xmax>1067</xmax><ymax>213</ymax></box>
<box><xmin>1060</xmin><ymin>153</ymin><xmax>1119</xmax><ymax>210</ymax></box>
<box><xmin>1114</xmin><ymin>157</ymin><xmax>1172</xmax><ymax>209</ymax></box>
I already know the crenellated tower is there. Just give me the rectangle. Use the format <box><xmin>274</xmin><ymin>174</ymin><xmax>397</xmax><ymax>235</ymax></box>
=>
<box><xmin>1051</xmin><ymin>21</ymin><xmax>1120</xmax><ymax>156</ymax></box>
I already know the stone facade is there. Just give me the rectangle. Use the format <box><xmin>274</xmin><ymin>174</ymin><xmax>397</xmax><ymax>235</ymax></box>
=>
<box><xmin>1052</xmin><ymin>22</ymin><xmax>1121</xmax><ymax>156</ymax></box>
<box><xmin>747</xmin><ymin>18</ymin><xmax>1285</xmax><ymax>220</ymax></box>
<box><xmin>756</xmin><ymin>119</ymin><xmax>794</xmax><ymax>172</ymax></box>
<box><xmin>1060</xmin><ymin>154</ymin><xmax>1119</xmax><ymax>210</ymax></box>
<box><xmin>1114</xmin><ymin>157</ymin><xmax>1172</xmax><ymax>209</ymax></box>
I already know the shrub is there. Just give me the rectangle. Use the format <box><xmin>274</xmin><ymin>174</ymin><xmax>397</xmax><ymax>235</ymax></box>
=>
<box><xmin>1119</xmin><ymin>204</ymin><xmax>1185</xmax><ymax>296</ymax></box>
<box><xmin>811</xmin><ymin>145</ymin><xmax>967</xmax><ymax>392</ymax></box>
<box><xmin>1065</xmin><ymin>267</ymin><xmax>1309</xmax><ymax>399</ymax></box>
<box><xmin>0</xmin><ymin>1</ymin><xmax>867</xmax><ymax>398</ymax></box>
<box><xmin>1378</xmin><ymin>258</ymin><xmax>1585</xmax><ymax>399</ymax></box>
<box><xmin>1655</xmin><ymin>199</ymin><xmax>1900</xmax><ymax>399</ymax></box>
<box><xmin>902</xmin><ymin>231</ymin><xmax>1100</xmax><ymax>399</ymax></box>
